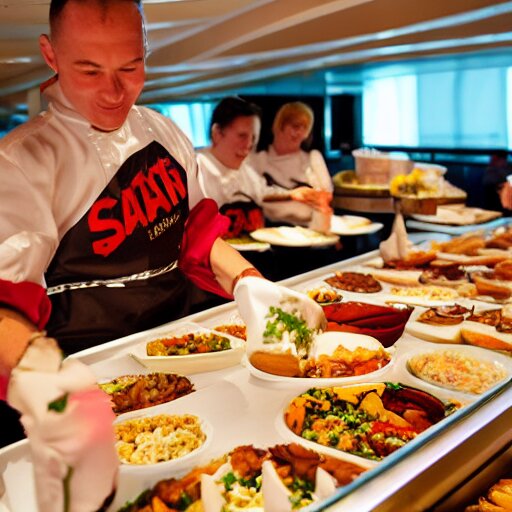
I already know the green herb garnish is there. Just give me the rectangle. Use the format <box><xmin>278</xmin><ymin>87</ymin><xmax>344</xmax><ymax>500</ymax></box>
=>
<box><xmin>221</xmin><ymin>471</ymin><xmax>237</xmax><ymax>491</ymax></box>
<box><xmin>288</xmin><ymin>476</ymin><xmax>315</xmax><ymax>509</ymax></box>
<box><xmin>178</xmin><ymin>492</ymin><xmax>193</xmax><ymax>509</ymax></box>
<box><xmin>48</xmin><ymin>393</ymin><xmax>69</xmax><ymax>413</ymax></box>
<box><xmin>239</xmin><ymin>475</ymin><xmax>261</xmax><ymax>490</ymax></box>
<box><xmin>263</xmin><ymin>306</ymin><xmax>314</xmax><ymax>355</ymax></box>
<box><xmin>117</xmin><ymin>489</ymin><xmax>152</xmax><ymax>512</ymax></box>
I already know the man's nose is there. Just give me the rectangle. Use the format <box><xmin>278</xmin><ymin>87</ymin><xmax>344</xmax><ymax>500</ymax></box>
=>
<box><xmin>101</xmin><ymin>74</ymin><xmax>124</xmax><ymax>102</ymax></box>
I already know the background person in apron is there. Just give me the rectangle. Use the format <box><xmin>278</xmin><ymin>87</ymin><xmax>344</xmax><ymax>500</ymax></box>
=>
<box><xmin>197</xmin><ymin>96</ymin><xmax>274</xmax><ymax>278</ymax></box>
<box><xmin>197</xmin><ymin>97</ymin><xmax>267</xmax><ymax>239</ymax></box>
<box><xmin>197</xmin><ymin>97</ymin><xmax>334</xmax><ymax>276</ymax></box>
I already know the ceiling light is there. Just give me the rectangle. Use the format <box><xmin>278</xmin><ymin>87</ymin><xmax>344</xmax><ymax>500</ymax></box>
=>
<box><xmin>0</xmin><ymin>57</ymin><xmax>33</xmax><ymax>64</ymax></box>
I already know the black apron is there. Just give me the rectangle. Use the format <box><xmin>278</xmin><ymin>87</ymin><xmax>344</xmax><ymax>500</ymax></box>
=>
<box><xmin>219</xmin><ymin>200</ymin><xmax>276</xmax><ymax>279</ymax></box>
<box><xmin>219</xmin><ymin>200</ymin><xmax>264</xmax><ymax>239</ymax></box>
<box><xmin>45</xmin><ymin>141</ymin><xmax>192</xmax><ymax>355</ymax></box>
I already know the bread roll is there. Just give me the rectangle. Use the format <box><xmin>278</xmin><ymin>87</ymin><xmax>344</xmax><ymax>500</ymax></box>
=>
<box><xmin>460</xmin><ymin>321</ymin><xmax>512</xmax><ymax>351</ymax></box>
<box><xmin>371</xmin><ymin>269</ymin><xmax>421</xmax><ymax>286</ymax></box>
<box><xmin>434</xmin><ymin>234</ymin><xmax>485</xmax><ymax>255</ymax></box>
<box><xmin>493</xmin><ymin>259</ymin><xmax>512</xmax><ymax>281</ymax></box>
<box><xmin>436</xmin><ymin>253</ymin><xmax>508</xmax><ymax>267</ymax></box>
<box><xmin>472</xmin><ymin>274</ymin><xmax>512</xmax><ymax>300</ymax></box>
<box><xmin>249</xmin><ymin>351</ymin><xmax>302</xmax><ymax>377</ymax></box>
<box><xmin>406</xmin><ymin>319</ymin><xmax>463</xmax><ymax>344</ymax></box>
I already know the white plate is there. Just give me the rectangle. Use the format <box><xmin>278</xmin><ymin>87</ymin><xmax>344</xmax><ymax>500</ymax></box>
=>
<box><xmin>276</xmin><ymin>382</ymin><xmax>404</xmax><ymax>466</ymax></box>
<box><xmin>403</xmin><ymin>344</ymin><xmax>512</xmax><ymax>395</ymax></box>
<box><xmin>129</xmin><ymin>322</ymin><xmax>245</xmax><ymax>375</ymax></box>
<box><xmin>250</xmin><ymin>226</ymin><xmax>339</xmax><ymax>247</ymax></box>
<box><xmin>115</xmin><ymin>413</ymin><xmax>213</xmax><ymax>475</ymax></box>
<box><xmin>244</xmin><ymin>354</ymin><xmax>393</xmax><ymax>386</ymax></box>
<box><xmin>379</xmin><ymin>289</ymin><xmax>461</xmax><ymax>308</ymax></box>
<box><xmin>225</xmin><ymin>238</ymin><xmax>271</xmax><ymax>252</ymax></box>
<box><xmin>411</xmin><ymin>207</ymin><xmax>501</xmax><ymax>226</ymax></box>
<box><xmin>405</xmin><ymin>308</ymin><xmax>464</xmax><ymax>344</ymax></box>
<box><xmin>243</xmin><ymin>331</ymin><xmax>395</xmax><ymax>385</ymax></box>
<box><xmin>329</xmin><ymin>215</ymin><xmax>384</xmax><ymax>236</ymax></box>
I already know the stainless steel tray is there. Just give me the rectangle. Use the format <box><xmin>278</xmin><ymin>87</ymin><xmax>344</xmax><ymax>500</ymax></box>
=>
<box><xmin>1</xmin><ymin>250</ymin><xmax>511</xmax><ymax>512</ymax></box>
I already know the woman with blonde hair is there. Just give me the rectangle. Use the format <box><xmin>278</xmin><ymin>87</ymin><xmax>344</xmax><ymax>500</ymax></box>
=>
<box><xmin>251</xmin><ymin>101</ymin><xmax>333</xmax><ymax>230</ymax></box>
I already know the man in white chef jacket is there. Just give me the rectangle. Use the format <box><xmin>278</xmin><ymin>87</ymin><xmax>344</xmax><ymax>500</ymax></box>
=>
<box><xmin>0</xmin><ymin>1</ymin><xmax>267</xmax><ymax>510</ymax></box>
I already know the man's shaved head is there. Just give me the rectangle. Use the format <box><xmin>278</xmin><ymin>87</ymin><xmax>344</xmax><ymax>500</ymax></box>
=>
<box><xmin>49</xmin><ymin>0</ymin><xmax>144</xmax><ymax>41</ymax></box>
<box><xmin>40</xmin><ymin>0</ymin><xmax>146</xmax><ymax>131</ymax></box>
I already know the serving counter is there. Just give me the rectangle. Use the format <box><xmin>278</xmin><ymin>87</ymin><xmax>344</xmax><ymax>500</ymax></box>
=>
<box><xmin>0</xmin><ymin>250</ymin><xmax>511</xmax><ymax>512</ymax></box>
<box><xmin>406</xmin><ymin>217</ymin><xmax>510</xmax><ymax>236</ymax></box>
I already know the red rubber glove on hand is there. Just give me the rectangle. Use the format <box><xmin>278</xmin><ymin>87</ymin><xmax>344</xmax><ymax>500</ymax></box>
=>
<box><xmin>178</xmin><ymin>198</ymin><xmax>232</xmax><ymax>299</ymax></box>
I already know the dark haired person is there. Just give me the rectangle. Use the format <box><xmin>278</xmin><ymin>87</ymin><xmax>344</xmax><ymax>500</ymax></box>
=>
<box><xmin>0</xmin><ymin>1</ymin><xmax>263</xmax><ymax>509</ymax></box>
<box><xmin>196</xmin><ymin>97</ymin><xmax>267</xmax><ymax>239</ymax></box>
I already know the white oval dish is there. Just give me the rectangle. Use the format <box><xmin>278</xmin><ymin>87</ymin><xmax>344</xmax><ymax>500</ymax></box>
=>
<box><xmin>405</xmin><ymin>307</ymin><xmax>464</xmax><ymax>344</ymax></box>
<box><xmin>330</xmin><ymin>215</ymin><xmax>384</xmax><ymax>236</ymax></box>
<box><xmin>250</xmin><ymin>226</ymin><xmax>339</xmax><ymax>247</ymax></box>
<box><xmin>274</xmin><ymin>392</ymin><xmax>378</xmax><ymax>470</ymax></box>
<box><xmin>129</xmin><ymin>322</ymin><xmax>245</xmax><ymax>375</ymax></box>
<box><xmin>403</xmin><ymin>344</ymin><xmax>512</xmax><ymax>396</ymax></box>
<box><xmin>244</xmin><ymin>331</ymin><xmax>394</xmax><ymax>385</ymax></box>
<box><xmin>114</xmin><ymin>413</ymin><xmax>213</xmax><ymax>475</ymax></box>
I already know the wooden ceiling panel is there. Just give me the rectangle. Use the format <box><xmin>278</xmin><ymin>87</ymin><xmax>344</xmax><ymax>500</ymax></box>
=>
<box><xmin>0</xmin><ymin>0</ymin><xmax>510</xmax><ymax>108</ymax></box>
<box><xmin>218</xmin><ymin>0</ymin><xmax>511</xmax><ymax>56</ymax></box>
<box><xmin>143</xmin><ymin>0</ymin><xmax>258</xmax><ymax>22</ymax></box>
<box><xmin>147</xmin><ymin>0</ymin><xmax>372</xmax><ymax>65</ymax></box>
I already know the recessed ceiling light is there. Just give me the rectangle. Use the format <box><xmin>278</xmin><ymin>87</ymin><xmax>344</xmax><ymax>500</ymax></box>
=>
<box><xmin>0</xmin><ymin>57</ymin><xmax>33</xmax><ymax>64</ymax></box>
<box><xmin>143</xmin><ymin>0</ymin><xmax>200</xmax><ymax>3</ymax></box>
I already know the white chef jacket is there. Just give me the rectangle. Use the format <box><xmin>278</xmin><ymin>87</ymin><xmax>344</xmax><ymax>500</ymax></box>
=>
<box><xmin>0</xmin><ymin>81</ymin><xmax>204</xmax><ymax>352</ymax></box>
<box><xmin>250</xmin><ymin>146</ymin><xmax>333</xmax><ymax>225</ymax></box>
<box><xmin>197</xmin><ymin>148</ymin><xmax>277</xmax><ymax>237</ymax></box>
<box><xmin>196</xmin><ymin>148</ymin><xmax>269</xmax><ymax>207</ymax></box>
<box><xmin>0</xmin><ymin>81</ymin><xmax>202</xmax><ymax>286</ymax></box>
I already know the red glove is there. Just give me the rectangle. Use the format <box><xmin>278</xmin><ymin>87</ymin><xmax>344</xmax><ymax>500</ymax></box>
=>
<box><xmin>0</xmin><ymin>281</ymin><xmax>52</xmax><ymax>400</ymax></box>
<box><xmin>0</xmin><ymin>279</ymin><xmax>51</xmax><ymax>330</ymax></box>
<box><xmin>179</xmin><ymin>199</ymin><xmax>232</xmax><ymax>299</ymax></box>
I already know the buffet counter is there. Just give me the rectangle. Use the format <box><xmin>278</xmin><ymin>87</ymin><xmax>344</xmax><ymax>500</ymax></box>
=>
<box><xmin>0</xmin><ymin>250</ymin><xmax>511</xmax><ymax>512</ymax></box>
<box><xmin>406</xmin><ymin>217</ymin><xmax>510</xmax><ymax>236</ymax></box>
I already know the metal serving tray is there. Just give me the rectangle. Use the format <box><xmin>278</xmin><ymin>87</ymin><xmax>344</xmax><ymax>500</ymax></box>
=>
<box><xmin>1</xmin><ymin>250</ymin><xmax>511</xmax><ymax>512</ymax></box>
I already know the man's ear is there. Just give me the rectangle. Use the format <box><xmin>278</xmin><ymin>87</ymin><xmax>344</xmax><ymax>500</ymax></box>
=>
<box><xmin>39</xmin><ymin>34</ymin><xmax>58</xmax><ymax>73</ymax></box>
<box><xmin>211</xmin><ymin>123</ymin><xmax>222</xmax><ymax>145</ymax></box>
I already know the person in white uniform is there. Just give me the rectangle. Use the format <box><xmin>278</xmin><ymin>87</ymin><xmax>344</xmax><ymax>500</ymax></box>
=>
<box><xmin>197</xmin><ymin>97</ymin><xmax>267</xmax><ymax>238</ymax></box>
<box><xmin>0</xmin><ymin>1</ymin><xmax>263</xmax><ymax>509</ymax></box>
<box><xmin>250</xmin><ymin>101</ymin><xmax>334</xmax><ymax>228</ymax></box>
<box><xmin>198</xmin><ymin>96</ymin><xmax>333</xmax><ymax>238</ymax></box>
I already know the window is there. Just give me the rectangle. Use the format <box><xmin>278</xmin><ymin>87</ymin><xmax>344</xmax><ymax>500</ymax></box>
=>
<box><xmin>362</xmin><ymin>65</ymin><xmax>512</xmax><ymax>150</ymax></box>
<box><xmin>363</xmin><ymin>75</ymin><xmax>418</xmax><ymax>147</ymax></box>
<box><xmin>507</xmin><ymin>66</ymin><xmax>512</xmax><ymax>149</ymax></box>
<box><xmin>148</xmin><ymin>102</ymin><xmax>216</xmax><ymax>148</ymax></box>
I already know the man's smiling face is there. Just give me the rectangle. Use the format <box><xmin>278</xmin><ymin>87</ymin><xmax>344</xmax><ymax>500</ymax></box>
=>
<box><xmin>40</xmin><ymin>1</ymin><xmax>146</xmax><ymax>131</ymax></box>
